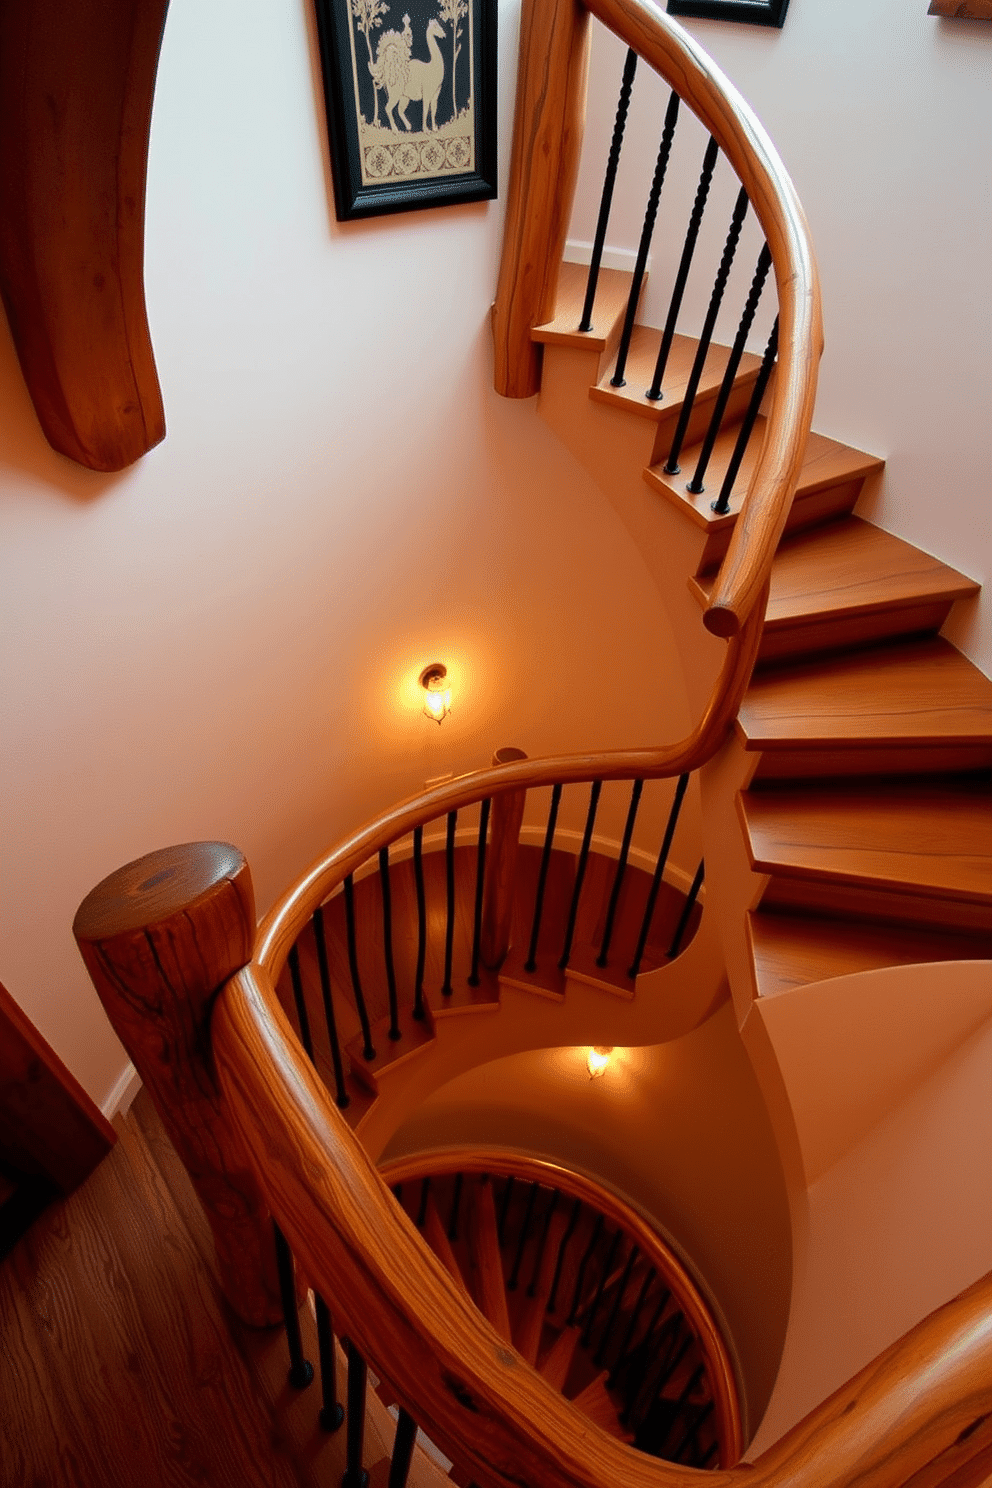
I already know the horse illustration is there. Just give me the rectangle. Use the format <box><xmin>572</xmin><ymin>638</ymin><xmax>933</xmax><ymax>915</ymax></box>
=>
<box><xmin>369</xmin><ymin>15</ymin><xmax>446</xmax><ymax>133</ymax></box>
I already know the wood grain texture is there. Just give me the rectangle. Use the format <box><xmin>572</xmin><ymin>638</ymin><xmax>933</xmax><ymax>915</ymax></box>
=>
<box><xmin>0</xmin><ymin>0</ymin><xmax>167</xmax><ymax>470</ymax></box>
<box><xmin>0</xmin><ymin>977</ymin><xmax>115</xmax><ymax>1193</ymax></box>
<box><xmin>212</xmin><ymin>955</ymin><xmax>992</xmax><ymax>1488</ymax></box>
<box><xmin>468</xmin><ymin>1179</ymin><xmax>514</xmax><ymax>1343</ymax></box>
<box><xmin>532</xmin><ymin>260</ymin><xmax>639</xmax><ymax>357</ymax></box>
<box><xmin>929</xmin><ymin>0</ymin><xmax>992</xmax><ymax>17</ymax></box>
<box><xmin>73</xmin><ymin>841</ymin><xmax>288</xmax><ymax>1327</ymax></box>
<box><xmin>491</xmin><ymin>0</ymin><xmax>590</xmax><ymax>397</ymax></box>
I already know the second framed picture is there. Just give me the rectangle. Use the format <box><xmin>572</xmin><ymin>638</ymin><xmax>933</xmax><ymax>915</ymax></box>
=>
<box><xmin>313</xmin><ymin>0</ymin><xmax>497</xmax><ymax>220</ymax></box>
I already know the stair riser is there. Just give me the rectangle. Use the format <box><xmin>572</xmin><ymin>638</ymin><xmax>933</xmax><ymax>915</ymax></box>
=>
<box><xmin>649</xmin><ymin>378</ymin><xmax>759</xmax><ymax>468</ymax></box>
<box><xmin>760</xmin><ymin>877</ymin><xmax>992</xmax><ymax>936</ymax></box>
<box><xmin>748</xmin><ymin>743</ymin><xmax>992</xmax><ymax>782</ymax></box>
<box><xmin>698</xmin><ymin>477</ymin><xmax>865</xmax><ymax>574</ymax></box>
<box><xmin>758</xmin><ymin>601</ymin><xmax>954</xmax><ymax>666</ymax></box>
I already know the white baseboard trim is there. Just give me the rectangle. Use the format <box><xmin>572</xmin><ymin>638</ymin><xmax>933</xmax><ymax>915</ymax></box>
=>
<box><xmin>564</xmin><ymin>239</ymin><xmax>648</xmax><ymax>274</ymax></box>
<box><xmin>102</xmin><ymin>1062</ymin><xmax>142</xmax><ymax>1121</ymax></box>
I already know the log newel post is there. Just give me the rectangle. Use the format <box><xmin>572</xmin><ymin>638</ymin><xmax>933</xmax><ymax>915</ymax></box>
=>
<box><xmin>481</xmin><ymin>747</ymin><xmax>529</xmax><ymax>970</ymax></box>
<box><xmin>73</xmin><ymin>840</ymin><xmax>292</xmax><ymax>1327</ymax></box>
<box><xmin>491</xmin><ymin>0</ymin><xmax>591</xmax><ymax>398</ymax></box>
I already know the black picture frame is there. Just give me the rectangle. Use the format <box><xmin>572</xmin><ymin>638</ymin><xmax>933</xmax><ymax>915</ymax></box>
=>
<box><xmin>312</xmin><ymin>0</ymin><xmax>497</xmax><ymax>220</ymax></box>
<box><xmin>667</xmin><ymin>0</ymin><xmax>791</xmax><ymax>27</ymax></box>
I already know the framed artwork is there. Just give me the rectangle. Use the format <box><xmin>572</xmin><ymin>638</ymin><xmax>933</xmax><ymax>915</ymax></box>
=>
<box><xmin>312</xmin><ymin>0</ymin><xmax>497</xmax><ymax>220</ymax></box>
<box><xmin>927</xmin><ymin>0</ymin><xmax>992</xmax><ymax>16</ymax></box>
<box><xmin>667</xmin><ymin>0</ymin><xmax>791</xmax><ymax>26</ymax></box>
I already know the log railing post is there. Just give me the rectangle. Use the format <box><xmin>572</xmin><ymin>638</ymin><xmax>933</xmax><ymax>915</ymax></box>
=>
<box><xmin>491</xmin><ymin>0</ymin><xmax>590</xmax><ymax>398</ymax></box>
<box><xmin>481</xmin><ymin>747</ymin><xmax>528</xmax><ymax>970</ymax></box>
<box><xmin>73</xmin><ymin>841</ymin><xmax>289</xmax><ymax>1327</ymax></box>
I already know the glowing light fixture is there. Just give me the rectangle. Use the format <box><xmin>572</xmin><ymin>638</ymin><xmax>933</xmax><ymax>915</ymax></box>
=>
<box><xmin>587</xmin><ymin>1045</ymin><xmax>613</xmax><ymax>1079</ymax></box>
<box><xmin>419</xmin><ymin>663</ymin><xmax>451</xmax><ymax>724</ymax></box>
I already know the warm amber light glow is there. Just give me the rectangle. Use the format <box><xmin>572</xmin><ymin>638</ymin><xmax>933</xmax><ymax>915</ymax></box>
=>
<box><xmin>587</xmin><ymin>1045</ymin><xmax>613</xmax><ymax>1079</ymax></box>
<box><xmin>419</xmin><ymin>663</ymin><xmax>451</xmax><ymax>724</ymax></box>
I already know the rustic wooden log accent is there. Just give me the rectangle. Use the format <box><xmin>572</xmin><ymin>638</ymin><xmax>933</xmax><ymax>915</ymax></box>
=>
<box><xmin>73</xmin><ymin>842</ymin><xmax>290</xmax><ymax>1327</ymax></box>
<box><xmin>0</xmin><ymin>979</ymin><xmax>115</xmax><ymax>1195</ymax></box>
<box><xmin>480</xmin><ymin>747</ymin><xmax>529</xmax><ymax>970</ymax></box>
<box><xmin>0</xmin><ymin>0</ymin><xmax>168</xmax><ymax>471</ymax></box>
<box><xmin>491</xmin><ymin>0</ymin><xmax>590</xmax><ymax>398</ymax></box>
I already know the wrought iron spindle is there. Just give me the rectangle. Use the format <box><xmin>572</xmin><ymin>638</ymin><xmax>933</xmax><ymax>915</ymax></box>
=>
<box><xmin>416</xmin><ymin>1177</ymin><xmax>431</xmax><ymax>1227</ymax></box>
<box><xmin>343</xmin><ymin>875</ymin><xmax>376</xmax><ymax>1060</ymax></box>
<box><xmin>628</xmin><ymin>772</ymin><xmax>689</xmax><ymax>979</ymax></box>
<box><xmin>497</xmin><ymin>1174</ymin><xmax>516</xmax><ymax>1243</ymax></box>
<box><xmin>700</xmin><ymin>1438</ymin><xmax>721</xmax><ymax>1469</ymax></box>
<box><xmin>527</xmin><ymin>1189</ymin><xmax>560</xmax><ymax>1296</ymax></box>
<box><xmin>647</xmin><ymin>137</ymin><xmax>720</xmax><ymax>401</ymax></box>
<box><xmin>441</xmin><ymin>811</ymin><xmax>457</xmax><ymax>996</ymax></box>
<box><xmin>558</xmin><ymin>779</ymin><xmax>602</xmax><ymax>970</ymax></box>
<box><xmin>597</xmin><ymin>778</ymin><xmax>643</xmax><ymax>967</ymax></box>
<box><xmin>712</xmin><ymin>316</ymin><xmax>779</xmax><ymax>515</ymax></box>
<box><xmin>626</xmin><ymin>1313</ymin><xmax>686</xmax><ymax>1429</ymax></box>
<box><xmin>618</xmin><ymin>1290</ymin><xmax>676</xmax><ymax>1423</ymax></box>
<box><xmin>524</xmin><ymin>782</ymin><xmax>563</xmax><ymax>972</ymax></box>
<box><xmin>272</xmin><ymin>1222</ymin><xmax>314</xmax><ymax>1389</ymax></box>
<box><xmin>311</xmin><ymin>907</ymin><xmax>350</xmax><ymax>1108</ymax></box>
<box><xmin>578</xmin><ymin>47</ymin><xmax>638</xmax><ymax>334</ymax></box>
<box><xmin>388</xmin><ymin>1409</ymin><xmax>419</xmax><ymax>1488</ymax></box>
<box><xmin>673</xmin><ymin>1397</ymin><xmax>714</xmax><ymax>1465</ymax></box>
<box><xmin>315</xmin><ymin>1292</ymin><xmax>345</xmax><ymax>1430</ymax></box>
<box><xmin>664</xmin><ymin>186</ymin><xmax>750</xmax><ymax>475</ymax></box>
<box><xmin>611</xmin><ymin>91</ymin><xmax>682</xmax><ymax>389</ymax></box>
<box><xmin>659</xmin><ymin>1361</ymin><xmax>707</xmax><ymax>1453</ymax></box>
<box><xmin>688</xmin><ymin>242</ymin><xmax>773</xmax><ymax>493</ymax></box>
<box><xmin>547</xmin><ymin>1197</ymin><xmax>583</xmax><ymax>1316</ymax></box>
<box><xmin>378</xmin><ymin>847</ymin><xmax>401</xmax><ymax>1041</ymax></box>
<box><xmin>507</xmin><ymin>1182</ymin><xmax>540</xmax><ymax>1291</ymax></box>
<box><xmin>668</xmin><ymin>859</ymin><xmax>704</xmax><ymax>958</ymax></box>
<box><xmin>594</xmin><ymin>1243</ymin><xmax>640</xmax><ymax>1367</ymax></box>
<box><xmin>343</xmin><ymin>1341</ymin><xmax>369</xmax><ymax>1488</ymax></box>
<box><xmin>412</xmin><ymin>825</ymin><xmax>427</xmax><ymax>1019</ymax></box>
<box><xmin>609</xmin><ymin>1269</ymin><xmax>660</xmax><ymax>1385</ymax></box>
<box><xmin>567</xmin><ymin>1213</ymin><xmax>604</xmax><ymax>1325</ymax></box>
<box><xmin>468</xmin><ymin>798</ymin><xmax>491</xmax><ymax>987</ymax></box>
<box><xmin>448</xmin><ymin>1171</ymin><xmax>464</xmax><ymax>1241</ymax></box>
<box><xmin>287</xmin><ymin>944</ymin><xmax>315</xmax><ymax>1059</ymax></box>
<box><xmin>581</xmin><ymin>1227</ymin><xmax>623</xmax><ymax>1345</ymax></box>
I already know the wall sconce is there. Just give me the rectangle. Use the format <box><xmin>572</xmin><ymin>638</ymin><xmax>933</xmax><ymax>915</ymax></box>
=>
<box><xmin>587</xmin><ymin>1046</ymin><xmax>613</xmax><ymax>1079</ymax></box>
<box><xmin>419</xmin><ymin>663</ymin><xmax>451</xmax><ymax>724</ymax></box>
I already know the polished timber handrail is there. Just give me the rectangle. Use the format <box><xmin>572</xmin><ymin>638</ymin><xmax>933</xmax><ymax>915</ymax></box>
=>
<box><xmin>492</xmin><ymin>0</ymin><xmax>823</xmax><ymax>644</ymax></box>
<box><xmin>213</xmin><ymin>956</ymin><xmax>992</xmax><ymax>1488</ymax></box>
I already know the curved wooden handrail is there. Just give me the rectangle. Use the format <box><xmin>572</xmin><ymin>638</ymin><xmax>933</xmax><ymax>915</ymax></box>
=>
<box><xmin>213</xmin><ymin>956</ymin><xmax>992</xmax><ymax>1488</ymax></box>
<box><xmin>255</xmin><ymin>593</ymin><xmax>765</xmax><ymax>982</ymax></box>
<box><xmin>493</xmin><ymin>0</ymin><xmax>822</xmax><ymax>641</ymax></box>
<box><xmin>379</xmin><ymin>1147</ymin><xmax>744</xmax><ymax>1465</ymax></box>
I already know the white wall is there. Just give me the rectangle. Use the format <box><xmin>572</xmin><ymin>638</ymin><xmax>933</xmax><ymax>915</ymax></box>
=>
<box><xmin>569</xmin><ymin>0</ymin><xmax>992</xmax><ymax>675</ymax></box>
<box><xmin>0</xmin><ymin>0</ymin><xmax>686</xmax><ymax>1111</ymax></box>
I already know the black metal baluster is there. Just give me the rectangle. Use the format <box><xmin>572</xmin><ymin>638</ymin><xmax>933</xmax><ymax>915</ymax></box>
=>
<box><xmin>311</xmin><ymin>906</ymin><xmax>351</xmax><ymax>1109</ymax></box>
<box><xmin>668</xmin><ymin>859</ymin><xmax>705</xmax><ymax>958</ymax></box>
<box><xmin>547</xmin><ymin>1198</ymin><xmax>583</xmax><ymax>1316</ymax></box>
<box><xmin>597</xmin><ymin>778</ymin><xmax>643</xmax><ymax>967</ymax></box>
<box><xmin>594</xmin><ymin>1243</ymin><xmax>640</xmax><ymax>1367</ymax></box>
<box><xmin>611</xmin><ymin>91</ymin><xmax>681</xmax><ymax>389</ymax></box>
<box><xmin>699</xmin><ymin>1437</ymin><xmax>721</xmax><ymax>1469</ymax></box>
<box><xmin>647</xmin><ymin>137</ymin><xmax>720</xmax><ymax>401</ymax></box>
<box><xmin>673</xmin><ymin>1397</ymin><xmax>714</xmax><ymax>1465</ymax></box>
<box><xmin>272</xmin><ymin>1222</ymin><xmax>314</xmax><ymax>1389</ymax></box>
<box><xmin>688</xmin><ymin>242</ymin><xmax>773</xmax><ymax>494</ymax></box>
<box><xmin>567</xmin><ymin>1213</ymin><xmax>604</xmax><ymax>1325</ymax></box>
<box><xmin>412</xmin><ymin>826</ymin><xmax>427</xmax><ymax>1019</ymax></box>
<box><xmin>507</xmin><ymin>1182</ymin><xmax>540</xmax><ymax>1292</ymax></box>
<box><xmin>388</xmin><ymin>1409</ymin><xmax>418</xmax><ymax>1488</ymax></box>
<box><xmin>628</xmin><ymin>772</ymin><xmax>689</xmax><ymax>979</ymax></box>
<box><xmin>343</xmin><ymin>875</ymin><xmax>376</xmax><ymax>1061</ymax></box>
<box><xmin>342</xmin><ymin>1341</ymin><xmax>369</xmax><ymax>1488</ymax></box>
<box><xmin>497</xmin><ymin>1174</ymin><xmax>515</xmax><ymax>1243</ymax></box>
<box><xmin>441</xmin><ymin>811</ymin><xmax>457</xmax><ymax>996</ymax></box>
<box><xmin>578</xmin><ymin>47</ymin><xmax>639</xmax><ymax>334</ymax></box>
<box><xmin>468</xmin><ymin>798</ymin><xmax>491</xmax><ymax>987</ymax></box>
<box><xmin>448</xmin><ymin>1171</ymin><xmax>464</xmax><ymax>1241</ymax></box>
<box><xmin>558</xmin><ymin>779</ymin><xmax>602</xmax><ymax>970</ymax></box>
<box><xmin>378</xmin><ymin>847</ymin><xmax>401</xmax><ymax>1041</ymax></box>
<box><xmin>416</xmin><ymin>1177</ymin><xmax>431</xmax><ymax>1227</ymax></box>
<box><xmin>657</xmin><ymin>1360</ymin><xmax>706</xmax><ymax>1455</ymax></box>
<box><xmin>609</xmin><ymin>1270</ymin><xmax>660</xmax><ymax>1385</ymax></box>
<box><xmin>618</xmin><ymin>1291</ymin><xmax>676</xmax><ymax>1424</ymax></box>
<box><xmin>527</xmin><ymin>1189</ymin><xmax>560</xmax><ymax>1297</ymax></box>
<box><xmin>581</xmin><ymin>1226</ymin><xmax>623</xmax><ymax>1345</ymax></box>
<box><xmin>524</xmin><ymin>783</ymin><xmax>562</xmax><ymax>972</ymax></box>
<box><xmin>287</xmin><ymin>943</ymin><xmax>314</xmax><ymax>1059</ymax></box>
<box><xmin>627</xmin><ymin>1313</ymin><xmax>686</xmax><ymax>1429</ymax></box>
<box><xmin>315</xmin><ymin>1292</ymin><xmax>345</xmax><ymax>1431</ymax></box>
<box><xmin>712</xmin><ymin>316</ymin><xmax>779</xmax><ymax>515</ymax></box>
<box><xmin>664</xmin><ymin>185</ymin><xmax>750</xmax><ymax>474</ymax></box>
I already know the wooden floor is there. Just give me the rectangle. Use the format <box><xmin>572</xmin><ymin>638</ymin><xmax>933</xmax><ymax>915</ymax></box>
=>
<box><xmin>0</xmin><ymin>1090</ymin><xmax>360</xmax><ymax>1488</ymax></box>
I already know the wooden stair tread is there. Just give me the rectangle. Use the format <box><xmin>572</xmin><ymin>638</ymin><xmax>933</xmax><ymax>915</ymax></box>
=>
<box><xmin>513</xmin><ymin>1207</ymin><xmax>571</xmax><ymax>1365</ymax></box>
<box><xmin>538</xmin><ymin>1324</ymin><xmax>581</xmax><ymax>1391</ymax></box>
<box><xmin>532</xmin><ymin>262</ymin><xmax>636</xmax><ymax>353</ymax></box>
<box><xmin>468</xmin><ymin>1179</ymin><xmax>512</xmax><ymax>1343</ymax></box>
<box><xmin>423</xmin><ymin>1195</ymin><xmax>471</xmax><ymax>1297</ymax></box>
<box><xmin>570</xmin><ymin>1371</ymin><xmax>635</xmax><ymax>1441</ymax></box>
<box><xmin>738</xmin><ymin>637</ymin><xmax>992</xmax><ymax>751</ymax></box>
<box><xmin>645</xmin><ymin>418</ymin><xmax>881</xmax><ymax>534</ymax></box>
<box><xmin>742</xmin><ymin>780</ymin><xmax>992</xmax><ymax>905</ymax></box>
<box><xmin>748</xmin><ymin>910</ymin><xmax>992</xmax><ymax>997</ymax></box>
<box><xmin>590</xmin><ymin>326</ymin><xmax>760</xmax><ymax>424</ymax></box>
